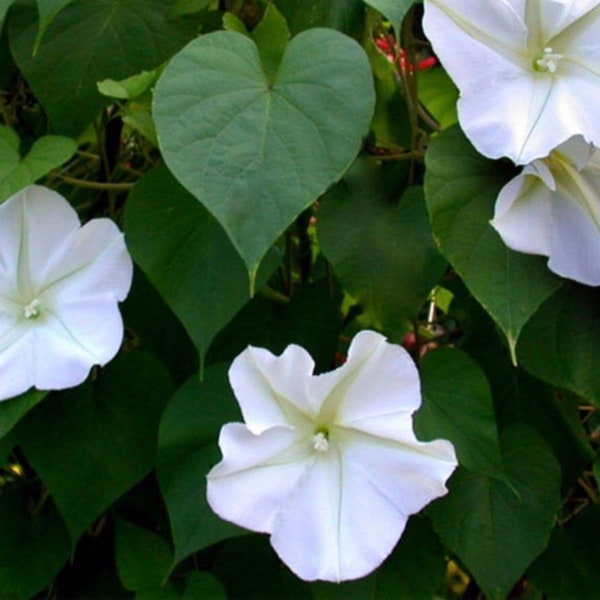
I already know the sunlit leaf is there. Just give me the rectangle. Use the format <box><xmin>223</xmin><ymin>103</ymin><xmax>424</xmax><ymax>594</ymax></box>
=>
<box><xmin>418</xmin><ymin>67</ymin><xmax>459</xmax><ymax>129</ymax></box>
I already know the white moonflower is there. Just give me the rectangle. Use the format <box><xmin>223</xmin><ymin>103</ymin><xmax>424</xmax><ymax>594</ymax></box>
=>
<box><xmin>0</xmin><ymin>185</ymin><xmax>133</xmax><ymax>401</ymax></box>
<box><xmin>491</xmin><ymin>136</ymin><xmax>600</xmax><ymax>285</ymax></box>
<box><xmin>423</xmin><ymin>0</ymin><xmax>600</xmax><ymax>164</ymax></box>
<box><xmin>206</xmin><ymin>330</ymin><xmax>458</xmax><ymax>582</ymax></box>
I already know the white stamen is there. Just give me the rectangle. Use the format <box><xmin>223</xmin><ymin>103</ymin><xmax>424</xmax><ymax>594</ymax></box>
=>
<box><xmin>535</xmin><ymin>47</ymin><xmax>563</xmax><ymax>74</ymax></box>
<box><xmin>24</xmin><ymin>298</ymin><xmax>42</xmax><ymax>319</ymax></box>
<box><xmin>312</xmin><ymin>431</ymin><xmax>329</xmax><ymax>453</ymax></box>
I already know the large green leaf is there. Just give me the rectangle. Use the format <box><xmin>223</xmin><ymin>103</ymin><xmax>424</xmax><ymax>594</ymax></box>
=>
<box><xmin>15</xmin><ymin>352</ymin><xmax>174</xmax><ymax>541</ymax></box>
<box><xmin>181</xmin><ymin>572</ymin><xmax>226</xmax><ymax>600</ymax></box>
<box><xmin>362</xmin><ymin>0</ymin><xmax>413</xmax><ymax>32</ymax></box>
<box><xmin>518</xmin><ymin>283</ymin><xmax>600</xmax><ymax>407</ymax></box>
<box><xmin>415</xmin><ymin>347</ymin><xmax>502</xmax><ymax>475</ymax></box>
<box><xmin>125</xmin><ymin>167</ymin><xmax>279</xmax><ymax>362</ymax></box>
<box><xmin>153</xmin><ymin>28</ymin><xmax>375</xmax><ymax>277</ymax></box>
<box><xmin>0</xmin><ymin>125</ymin><xmax>76</xmax><ymax>201</ymax></box>
<box><xmin>455</xmin><ymin>279</ymin><xmax>594</xmax><ymax>484</ymax></box>
<box><xmin>429</xmin><ymin>424</ymin><xmax>561</xmax><ymax>600</ymax></box>
<box><xmin>424</xmin><ymin>126</ymin><xmax>562</xmax><ymax>359</ymax></box>
<box><xmin>121</xmin><ymin>267</ymin><xmax>198</xmax><ymax>386</ymax></box>
<box><xmin>529</xmin><ymin>506</ymin><xmax>600</xmax><ymax>600</ymax></box>
<box><xmin>318</xmin><ymin>159</ymin><xmax>445</xmax><ymax>338</ymax></box>
<box><xmin>115</xmin><ymin>517</ymin><xmax>172</xmax><ymax>592</ymax></box>
<box><xmin>0</xmin><ymin>0</ymin><xmax>15</xmax><ymax>29</ymax></box>
<box><xmin>9</xmin><ymin>0</ymin><xmax>198</xmax><ymax>135</ymax></box>
<box><xmin>33</xmin><ymin>0</ymin><xmax>75</xmax><ymax>51</ymax></box>
<box><xmin>0</xmin><ymin>388</ymin><xmax>46</xmax><ymax>441</ymax></box>
<box><xmin>157</xmin><ymin>365</ymin><xmax>244</xmax><ymax>567</ymax></box>
<box><xmin>0</xmin><ymin>483</ymin><xmax>71</xmax><ymax>600</ymax></box>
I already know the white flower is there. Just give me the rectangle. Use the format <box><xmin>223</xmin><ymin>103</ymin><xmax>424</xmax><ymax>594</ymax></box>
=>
<box><xmin>0</xmin><ymin>185</ymin><xmax>133</xmax><ymax>400</ymax></box>
<box><xmin>491</xmin><ymin>136</ymin><xmax>600</xmax><ymax>285</ymax></box>
<box><xmin>423</xmin><ymin>0</ymin><xmax>600</xmax><ymax>164</ymax></box>
<box><xmin>206</xmin><ymin>330</ymin><xmax>457</xmax><ymax>582</ymax></box>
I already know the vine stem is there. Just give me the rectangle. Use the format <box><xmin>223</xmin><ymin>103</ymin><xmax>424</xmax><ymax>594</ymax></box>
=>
<box><xmin>51</xmin><ymin>173</ymin><xmax>136</xmax><ymax>191</ymax></box>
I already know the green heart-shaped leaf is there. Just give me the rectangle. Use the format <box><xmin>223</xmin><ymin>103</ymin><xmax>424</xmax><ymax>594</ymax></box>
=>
<box><xmin>0</xmin><ymin>388</ymin><xmax>47</xmax><ymax>441</ymax></box>
<box><xmin>416</xmin><ymin>347</ymin><xmax>502</xmax><ymax>476</ymax></box>
<box><xmin>33</xmin><ymin>0</ymin><xmax>74</xmax><ymax>51</ymax></box>
<box><xmin>429</xmin><ymin>424</ymin><xmax>561</xmax><ymax>600</ymax></box>
<box><xmin>0</xmin><ymin>483</ymin><xmax>70</xmax><ymax>600</ymax></box>
<box><xmin>0</xmin><ymin>125</ymin><xmax>76</xmax><ymax>201</ymax></box>
<box><xmin>124</xmin><ymin>167</ymin><xmax>280</xmax><ymax>362</ymax></box>
<box><xmin>529</xmin><ymin>506</ymin><xmax>600</xmax><ymax>599</ymax></box>
<box><xmin>114</xmin><ymin>518</ymin><xmax>172</xmax><ymax>592</ymax></box>
<box><xmin>9</xmin><ymin>0</ymin><xmax>198</xmax><ymax>135</ymax></box>
<box><xmin>153</xmin><ymin>28</ymin><xmax>375</xmax><ymax>277</ymax></box>
<box><xmin>518</xmin><ymin>283</ymin><xmax>600</xmax><ymax>407</ymax></box>
<box><xmin>15</xmin><ymin>352</ymin><xmax>174</xmax><ymax>542</ymax></box>
<box><xmin>157</xmin><ymin>365</ymin><xmax>244</xmax><ymax>567</ymax></box>
<box><xmin>318</xmin><ymin>159</ymin><xmax>445</xmax><ymax>337</ymax></box>
<box><xmin>424</xmin><ymin>126</ymin><xmax>562</xmax><ymax>359</ymax></box>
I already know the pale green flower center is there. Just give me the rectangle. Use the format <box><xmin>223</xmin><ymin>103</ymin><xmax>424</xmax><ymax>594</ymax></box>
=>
<box><xmin>23</xmin><ymin>298</ymin><xmax>43</xmax><ymax>320</ymax></box>
<box><xmin>312</xmin><ymin>428</ymin><xmax>330</xmax><ymax>453</ymax></box>
<box><xmin>534</xmin><ymin>47</ymin><xmax>563</xmax><ymax>73</ymax></box>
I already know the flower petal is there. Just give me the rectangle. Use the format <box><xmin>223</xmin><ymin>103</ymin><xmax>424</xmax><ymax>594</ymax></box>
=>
<box><xmin>546</xmin><ymin>150</ymin><xmax>600</xmax><ymax>284</ymax></box>
<box><xmin>546</xmin><ymin>193</ymin><xmax>600</xmax><ymax>284</ymax></box>
<box><xmin>528</xmin><ymin>0</ymin><xmax>600</xmax><ymax>41</ymax></box>
<box><xmin>492</xmin><ymin>139</ymin><xmax>600</xmax><ymax>285</ymax></box>
<box><xmin>42</xmin><ymin>219</ymin><xmax>133</xmax><ymax>302</ymax></box>
<box><xmin>270</xmin><ymin>431</ymin><xmax>456</xmax><ymax>582</ymax></box>
<box><xmin>0</xmin><ymin>185</ymin><xmax>133</xmax><ymax>400</ymax></box>
<box><xmin>423</xmin><ymin>0</ymin><xmax>528</xmax><ymax>84</ymax></box>
<box><xmin>0</xmin><ymin>321</ymin><xmax>35</xmax><ymax>400</ymax></box>
<box><xmin>424</xmin><ymin>0</ymin><xmax>600</xmax><ymax>163</ymax></box>
<box><xmin>552</xmin><ymin>2</ymin><xmax>600</xmax><ymax>47</ymax></box>
<box><xmin>491</xmin><ymin>170</ymin><xmax>554</xmax><ymax>256</ymax></box>
<box><xmin>0</xmin><ymin>311</ymin><xmax>107</xmax><ymax>399</ymax></box>
<box><xmin>457</xmin><ymin>72</ymin><xmax>563</xmax><ymax>164</ymax></box>
<box><xmin>228</xmin><ymin>344</ymin><xmax>320</xmax><ymax>434</ymax></box>
<box><xmin>206</xmin><ymin>423</ymin><xmax>313</xmax><ymax>533</ymax></box>
<box><xmin>314</xmin><ymin>330</ymin><xmax>421</xmax><ymax>429</ymax></box>
<box><xmin>45</xmin><ymin>297</ymin><xmax>126</xmax><ymax>364</ymax></box>
<box><xmin>0</xmin><ymin>185</ymin><xmax>80</xmax><ymax>299</ymax></box>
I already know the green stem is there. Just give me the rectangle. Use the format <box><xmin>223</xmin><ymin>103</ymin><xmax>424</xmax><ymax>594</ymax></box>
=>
<box><xmin>52</xmin><ymin>174</ymin><xmax>135</xmax><ymax>191</ymax></box>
